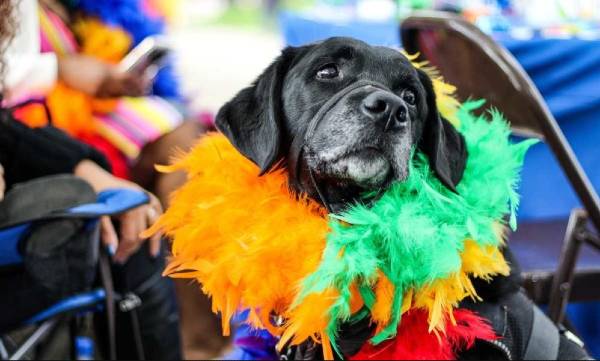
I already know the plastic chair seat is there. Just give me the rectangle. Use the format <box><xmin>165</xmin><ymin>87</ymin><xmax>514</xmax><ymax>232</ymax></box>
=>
<box><xmin>0</xmin><ymin>185</ymin><xmax>149</xmax><ymax>360</ymax></box>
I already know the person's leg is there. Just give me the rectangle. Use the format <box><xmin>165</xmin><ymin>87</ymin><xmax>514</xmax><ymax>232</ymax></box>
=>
<box><xmin>95</xmin><ymin>242</ymin><xmax>182</xmax><ymax>360</ymax></box>
<box><xmin>174</xmin><ymin>278</ymin><xmax>230</xmax><ymax>359</ymax></box>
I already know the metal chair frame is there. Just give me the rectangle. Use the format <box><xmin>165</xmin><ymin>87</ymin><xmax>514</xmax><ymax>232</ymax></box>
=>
<box><xmin>401</xmin><ymin>11</ymin><xmax>600</xmax><ymax>323</ymax></box>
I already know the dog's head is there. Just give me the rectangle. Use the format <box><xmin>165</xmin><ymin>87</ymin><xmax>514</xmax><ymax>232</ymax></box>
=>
<box><xmin>216</xmin><ymin>37</ymin><xmax>467</xmax><ymax>210</ymax></box>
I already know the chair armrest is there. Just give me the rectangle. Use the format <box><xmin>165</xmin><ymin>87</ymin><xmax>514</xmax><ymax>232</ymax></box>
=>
<box><xmin>0</xmin><ymin>224</ymin><xmax>29</xmax><ymax>265</ymax></box>
<box><xmin>0</xmin><ymin>188</ymin><xmax>149</xmax><ymax>266</ymax></box>
<box><xmin>64</xmin><ymin>189</ymin><xmax>150</xmax><ymax>217</ymax></box>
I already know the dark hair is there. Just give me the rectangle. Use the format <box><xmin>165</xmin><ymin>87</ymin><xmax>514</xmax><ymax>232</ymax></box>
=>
<box><xmin>0</xmin><ymin>0</ymin><xmax>17</xmax><ymax>94</ymax></box>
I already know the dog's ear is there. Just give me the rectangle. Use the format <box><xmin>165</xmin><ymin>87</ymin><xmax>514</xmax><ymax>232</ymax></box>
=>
<box><xmin>216</xmin><ymin>46</ymin><xmax>307</xmax><ymax>174</ymax></box>
<box><xmin>417</xmin><ymin>68</ymin><xmax>467</xmax><ymax>192</ymax></box>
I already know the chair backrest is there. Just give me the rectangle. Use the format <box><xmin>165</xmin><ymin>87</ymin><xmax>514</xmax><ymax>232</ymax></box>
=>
<box><xmin>400</xmin><ymin>11</ymin><xmax>600</xmax><ymax>232</ymax></box>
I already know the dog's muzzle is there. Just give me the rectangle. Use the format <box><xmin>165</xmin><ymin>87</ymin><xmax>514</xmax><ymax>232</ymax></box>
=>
<box><xmin>289</xmin><ymin>80</ymin><xmax>392</xmax><ymax>212</ymax></box>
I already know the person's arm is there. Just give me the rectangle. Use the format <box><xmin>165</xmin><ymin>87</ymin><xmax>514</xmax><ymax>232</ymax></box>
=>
<box><xmin>0</xmin><ymin>110</ymin><xmax>162</xmax><ymax>262</ymax></box>
<box><xmin>73</xmin><ymin>160</ymin><xmax>162</xmax><ymax>262</ymax></box>
<box><xmin>0</xmin><ymin>111</ymin><xmax>109</xmax><ymax>189</ymax></box>
<box><xmin>4</xmin><ymin>0</ymin><xmax>58</xmax><ymax>100</ymax></box>
<box><xmin>3</xmin><ymin>0</ymin><xmax>148</xmax><ymax>102</ymax></box>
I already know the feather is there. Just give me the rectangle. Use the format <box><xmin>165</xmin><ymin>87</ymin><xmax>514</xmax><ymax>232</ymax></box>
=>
<box><xmin>351</xmin><ymin>309</ymin><xmax>496</xmax><ymax>360</ymax></box>
<box><xmin>72</xmin><ymin>18</ymin><xmax>132</xmax><ymax>63</ymax></box>
<box><xmin>295</xmin><ymin>102</ymin><xmax>537</xmax><ymax>346</ymax></box>
<box><xmin>148</xmin><ymin>79</ymin><xmax>537</xmax><ymax>358</ymax></box>
<box><xmin>145</xmin><ymin>133</ymin><xmax>330</xmax><ymax>341</ymax></box>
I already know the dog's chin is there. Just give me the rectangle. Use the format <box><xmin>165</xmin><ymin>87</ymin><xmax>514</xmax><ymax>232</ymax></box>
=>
<box><xmin>321</xmin><ymin>148</ymin><xmax>392</xmax><ymax>189</ymax></box>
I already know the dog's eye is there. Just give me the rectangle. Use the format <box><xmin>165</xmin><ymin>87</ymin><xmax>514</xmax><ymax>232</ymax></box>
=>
<box><xmin>316</xmin><ymin>64</ymin><xmax>340</xmax><ymax>80</ymax></box>
<box><xmin>402</xmin><ymin>89</ymin><xmax>416</xmax><ymax>105</ymax></box>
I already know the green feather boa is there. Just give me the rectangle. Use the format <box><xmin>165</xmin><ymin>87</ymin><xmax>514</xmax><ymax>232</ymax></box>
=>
<box><xmin>295</xmin><ymin>100</ymin><xmax>538</xmax><ymax>348</ymax></box>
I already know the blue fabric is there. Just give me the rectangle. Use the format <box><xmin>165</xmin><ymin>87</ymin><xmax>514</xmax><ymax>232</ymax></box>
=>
<box><xmin>280</xmin><ymin>11</ymin><xmax>399</xmax><ymax>47</ymax></box>
<box><xmin>501</xmin><ymin>38</ymin><xmax>600</xmax><ymax>221</ymax></box>
<box><xmin>223</xmin><ymin>311</ymin><xmax>279</xmax><ymax>360</ymax></box>
<box><xmin>566</xmin><ymin>302</ymin><xmax>600</xmax><ymax>358</ymax></box>
<box><xmin>279</xmin><ymin>12</ymin><xmax>600</xmax><ymax>221</ymax></box>
<box><xmin>0</xmin><ymin>224</ymin><xmax>28</xmax><ymax>265</ymax></box>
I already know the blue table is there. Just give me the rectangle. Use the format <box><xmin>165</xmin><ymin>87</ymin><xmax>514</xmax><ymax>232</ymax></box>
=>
<box><xmin>279</xmin><ymin>11</ymin><xmax>600</xmax><ymax>222</ymax></box>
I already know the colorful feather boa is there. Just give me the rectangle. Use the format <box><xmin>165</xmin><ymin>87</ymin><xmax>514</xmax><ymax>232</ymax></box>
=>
<box><xmin>147</xmin><ymin>81</ymin><xmax>536</xmax><ymax>359</ymax></box>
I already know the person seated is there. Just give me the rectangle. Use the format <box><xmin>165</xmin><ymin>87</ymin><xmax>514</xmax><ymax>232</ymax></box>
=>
<box><xmin>4</xmin><ymin>0</ymin><xmax>203</xmax><ymax>207</ymax></box>
<box><xmin>0</xmin><ymin>2</ymin><xmax>182</xmax><ymax>357</ymax></box>
<box><xmin>0</xmin><ymin>110</ymin><xmax>182</xmax><ymax>359</ymax></box>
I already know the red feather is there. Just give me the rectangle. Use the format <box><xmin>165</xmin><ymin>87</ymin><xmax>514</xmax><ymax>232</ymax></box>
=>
<box><xmin>351</xmin><ymin>309</ymin><xmax>496</xmax><ymax>360</ymax></box>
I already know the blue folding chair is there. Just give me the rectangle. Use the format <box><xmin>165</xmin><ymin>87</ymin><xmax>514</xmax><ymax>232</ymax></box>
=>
<box><xmin>0</xmin><ymin>188</ymin><xmax>149</xmax><ymax>360</ymax></box>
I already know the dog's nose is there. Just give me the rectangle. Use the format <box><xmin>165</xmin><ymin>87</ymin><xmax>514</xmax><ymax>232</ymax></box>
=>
<box><xmin>361</xmin><ymin>90</ymin><xmax>408</xmax><ymax>132</ymax></box>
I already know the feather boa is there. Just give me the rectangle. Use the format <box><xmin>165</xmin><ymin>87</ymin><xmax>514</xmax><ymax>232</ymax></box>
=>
<box><xmin>351</xmin><ymin>309</ymin><xmax>497</xmax><ymax>360</ymax></box>
<box><xmin>147</xmin><ymin>81</ymin><xmax>536</xmax><ymax>359</ymax></box>
<box><xmin>293</xmin><ymin>101</ymin><xmax>537</xmax><ymax>351</ymax></box>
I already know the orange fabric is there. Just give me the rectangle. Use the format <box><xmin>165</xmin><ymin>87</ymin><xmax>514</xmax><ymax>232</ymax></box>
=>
<box><xmin>16</xmin><ymin>83</ymin><xmax>118</xmax><ymax>138</ymax></box>
<box><xmin>11</xmin><ymin>105</ymin><xmax>49</xmax><ymax>128</ymax></box>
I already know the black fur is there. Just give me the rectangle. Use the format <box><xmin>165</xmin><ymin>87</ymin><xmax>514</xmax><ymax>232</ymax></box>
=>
<box><xmin>216</xmin><ymin>46</ymin><xmax>309</xmax><ymax>174</ymax></box>
<box><xmin>416</xmin><ymin>69</ymin><xmax>467</xmax><ymax>192</ymax></box>
<box><xmin>216</xmin><ymin>37</ymin><xmax>467</xmax><ymax>206</ymax></box>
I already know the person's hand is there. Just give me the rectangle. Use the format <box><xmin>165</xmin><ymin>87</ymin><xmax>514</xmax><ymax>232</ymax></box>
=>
<box><xmin>99</xmin><ymin>192</ymin><xmax>163</xmax><ymax>264</ymax></box>
<box><xmin>0</xmin><ymin>163</ymin><xmax>5</xmax><ymax>202</ymax></box>
<box><xmin>74</xmin><ymin>160</ymin><xmax>163</xmax><ymax>263</ymax></box>
<box><xmin>96</xmin><ymin>69</ymin><xmax>150</xmax><ymax>98</ymax></box>
<box><xmin>58</xmin><ymin>54</ymin><xmax>150</xmax><ymax>98</ymax></box>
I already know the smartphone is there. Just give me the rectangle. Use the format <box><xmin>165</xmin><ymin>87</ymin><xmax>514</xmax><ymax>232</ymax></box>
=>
<box><xmin>118</xmin><ymin>36</ymin><xmax>171</xmax><ymax>75</ymax></box>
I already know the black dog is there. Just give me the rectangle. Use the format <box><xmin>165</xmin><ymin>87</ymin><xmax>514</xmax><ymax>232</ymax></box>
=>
<box><xmin>216</xmin><ymin>37</ymin><xmax>590</xmax><ymax>360</ymax></box>
<box><xmin>217</xmin><ymin>37</ymin><xmax>465</xmax><ymax>212</ymax></box>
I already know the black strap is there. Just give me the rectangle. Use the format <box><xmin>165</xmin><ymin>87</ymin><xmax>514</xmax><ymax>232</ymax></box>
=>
<box><xmin>98</xmin><ymin>250</ymin><xmax>117</xmax><ymax>360</ymax></box>
<box><xmin>523</xmin><ymin>305</ymin><xmax>560</xmax><ymax>360</ymax></box>
<box><xmin>129</xmin><ymin>307</ymin><xmax>146</xmax><ymax>360</ymax></box>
